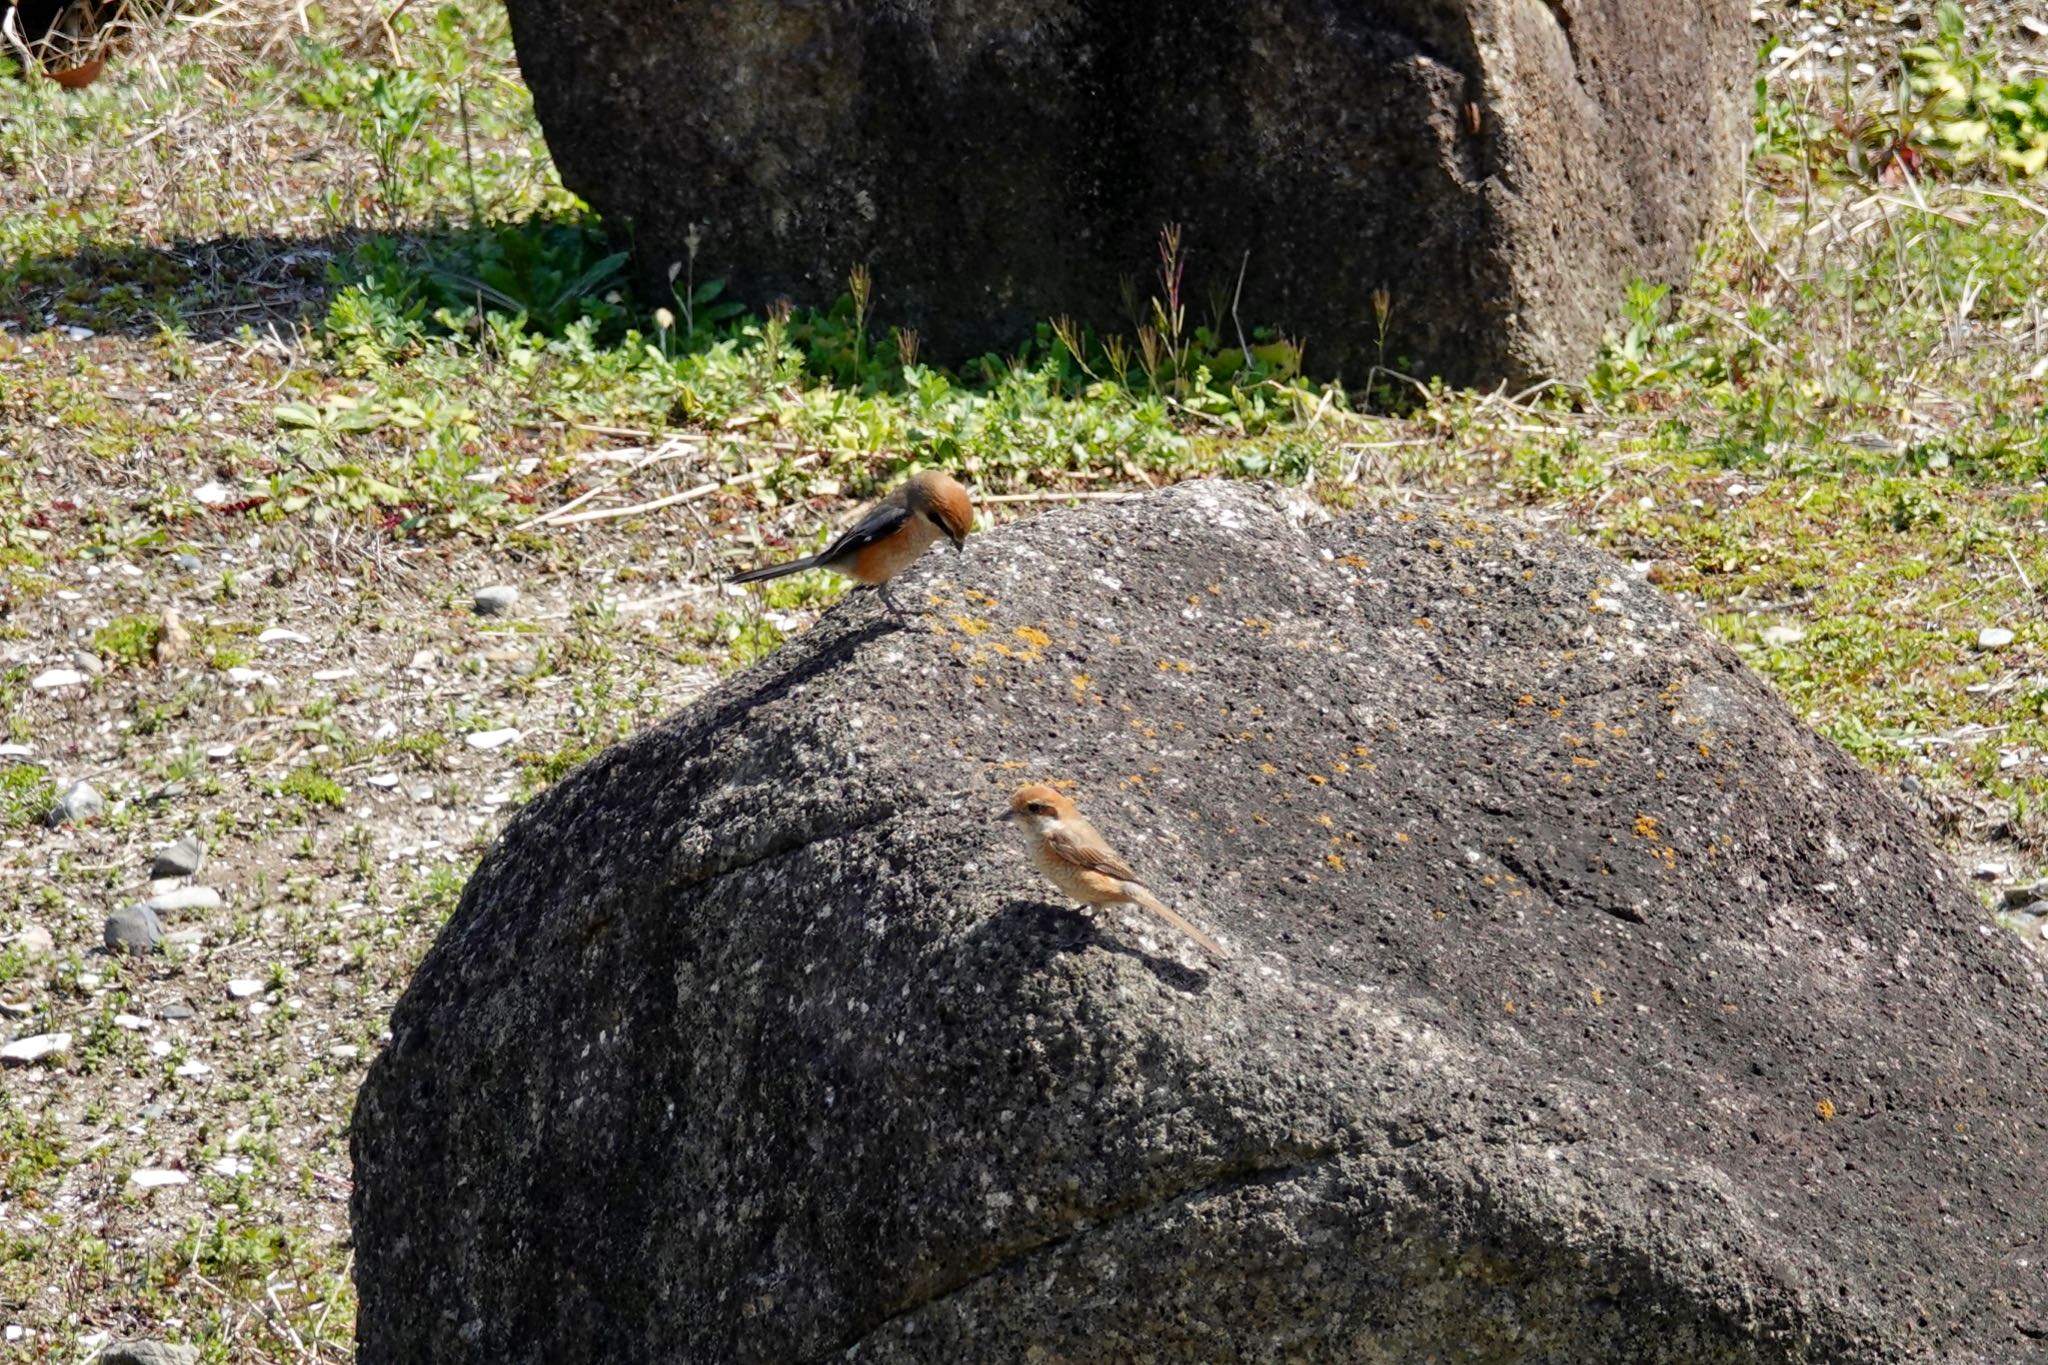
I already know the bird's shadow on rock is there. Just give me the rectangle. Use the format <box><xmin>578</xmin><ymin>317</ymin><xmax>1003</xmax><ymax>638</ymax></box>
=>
<box><xmin>988</xmin><ymin>899</ymin><xmax>1211</xmax><ymax>994</ymax></box>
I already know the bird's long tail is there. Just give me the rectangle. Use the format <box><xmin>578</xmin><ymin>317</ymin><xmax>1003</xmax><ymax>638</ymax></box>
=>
<box><xmin>1124</xmin><ymin>883</ymin><xmax>1228</xmax><ymax>959</ymax></box>
<box><xmin>728</xmin><ymin>555</ymin><xmax>820</xmax><ymax>585</ymax></box>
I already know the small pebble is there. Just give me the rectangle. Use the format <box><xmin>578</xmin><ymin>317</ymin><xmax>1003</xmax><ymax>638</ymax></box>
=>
<box><xmin>191</xmin><ymin>481</ymin><xmax>231</xmax><ymax>505</ymax></box>
<box><xmin>173</xmin><ymin>1060</ymin><xmax>211</xmax><ymax>1078</ymax></box>
<box><xmin>47</xmin><ymin>780</ymin><xmax>106</xmax><ymax>827</ymax></box>
<box><xmin>466</xmin><ymin>728</ymin><xmax>522</xmax><ymax>751</ymax></box>
<box><xmin>367</xmin><ymin>773</ymin><xmax>400</xmax><ymax>789</ymax></box>
<box><xmin>30</xmin><ymin>668</ymin><xmax>89</xmax><ymax>691</ymax></box>
<box><xmin>101</xmin><ymin>1342</ymin><xmax>201</xmax><ymax>1365</ymax></box>
<box><xmin>205</xmin><ymin>744</ymin><xmax>236</xmax><ymax>760</ymax></box>
<box><xmin>159</xmin><ymin>1004</ymin><xmax>195</xmax><ymax>1021</ymax></box>
<box><xmin>151</xmin><ymin>837</ymin><xmax>206</xmax><ymax>879</ymax></box>
<box><xmin>1978</xmin><ymin>626</ymin><xmax>2016</xmax><ymax>650</ymax></box>
<box><xmin>127</xmin><ymin>1168</ymin><xmax>190</xmax><ymax>1189</ymax></box>
<box><xmin>0</xmin><ymin>742</ymin><xmax>32</xmax><ymax>758</ymax></box>
<box><xmin>13</xmin><ymin>925</ymin><xmax>54</xmax><ymax>956</ymax></box>
<box><xmin>147</xmin><ymin>886</ymin><xmax>223</xmax><ymax>914</ymax></box>
<box><xmin>1</xmin><ymin>1032</ymin><xmax>72</xmax><ymax>1065</ymax></box>
<box><xmin>1760</xmin><ymin>625</ymin><xmax>1805</xmax><ymax>647</ymax></box>
<box><xmin>311</xmin><ymin>667</ymin><xmax>357</xmax><ymax>681</ymax></box>
<box><xmin>138</xmin><ymin>1103</ymin><xmax>168</xmax><ymax>1119</ymax></box>
<box><xmin>2004</xmin><ymin>882</ymin><xmax>2048</xmax><ymax>909</ymax></box>
<box><xmin>224</xmin><ymin>666</ymin><xmax>277</xmax><ymax>687</ymax></box>
<box><xmin>70</xmin><ymin>650</ymin><xmax>106</xmax><ymax>677</ymax></box>
<box><xmin>173</xmin><ymin>553</ymin><xmax>203</xmax><ymax>573</ymax></box>
<box><xmin>258</xmin><ymin>627</ymin><xmax>312</xmax><ymax>645</ymax></box>
<box><xmin>113</xmin><ymin>1013</ymin><xmax>148</xmax><ymax>1031</ymax></box>
<box><xmin>473</xmin><ymin>584</ymin><xmax>520</xmax><ymax>616</ymax></box>
<box><xmin>104</xmin><ymin>906</ymin><xmax>164</xmax><ymax>956</ymax></box>
<box><xmin>1974</xmin><ymin>862</ymin><xmax>2007</xmax><ymax>882</ymax></box>
<box><xmin>226</xmin><ymin>979</ymin><xmax>264</xmax><ymax>1000</ymax></box>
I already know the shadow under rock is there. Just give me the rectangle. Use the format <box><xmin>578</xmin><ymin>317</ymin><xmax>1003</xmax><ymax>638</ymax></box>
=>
<box><xmin>2</xmin><ymin>231</ymin><xmax>369</xmax><ymax>342</ymax></box>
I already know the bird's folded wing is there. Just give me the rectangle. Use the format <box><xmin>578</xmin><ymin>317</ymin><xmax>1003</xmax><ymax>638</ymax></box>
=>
<box><xmin>817</xmin><ymin>499</ymin><xmax>913</xmax><ymax>564</ymax></box>
<box><xmin>1044</xmin><ymin>824</ymin><xmax>1139</xmax><ymax>882</ymax></box>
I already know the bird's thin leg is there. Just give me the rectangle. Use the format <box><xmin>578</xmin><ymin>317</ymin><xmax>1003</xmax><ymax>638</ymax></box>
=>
<box><xmin>874</xmin><ymin>579</ymin><xmax>917</xmax><ymax>627</ymax></box>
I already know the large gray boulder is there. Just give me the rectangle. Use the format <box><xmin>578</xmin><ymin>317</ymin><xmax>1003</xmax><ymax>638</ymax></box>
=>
<box><xmin>500</xmin><ymin>1</ymin><xmax>1751</xmax><ymax>388</ymax></box>
<box><xmin>352</xmin><ymin>483</ymin><xmax>2048</xmax><ymax>1362</ymax></box>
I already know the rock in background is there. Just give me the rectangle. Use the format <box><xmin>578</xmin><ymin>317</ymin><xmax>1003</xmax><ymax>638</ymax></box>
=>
<box><xmin>500</xmin><ymin>0</ymin><xmax>1751</xmax><ymax>388</ymax></box>
<box><xmin>352</xmin><ymin>483</ymin><xmax>2048</xmax><ymax>1362</ymax></box>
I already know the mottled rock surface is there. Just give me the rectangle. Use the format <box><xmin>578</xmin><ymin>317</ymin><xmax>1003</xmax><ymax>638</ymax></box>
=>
<box><xmin>353</xmin><ymin>483</ymin><xmax>2048</xmax><ymax>1363</ymax></box>
<box><xmin>499</xmin><ymin>0</ymin><xmax>1750</xmax><ymax>388</ymax></box>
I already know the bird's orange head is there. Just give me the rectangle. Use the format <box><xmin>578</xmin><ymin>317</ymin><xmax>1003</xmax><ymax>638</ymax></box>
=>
<box><xmin>1002</xmin><ymin>783</ymin><xmax>1076</xmax><ymax>827</ymax></box>
<box><xmin>905</xmin><ymin>471</ymin><xmax>974</xmax><ymax>552</ymax></box>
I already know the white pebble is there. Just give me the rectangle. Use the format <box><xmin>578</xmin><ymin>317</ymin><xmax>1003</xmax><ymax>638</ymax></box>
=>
<box><xmin>0</xmin><ymin>1032</ymin><xmax>71</xmax><ymax>1064</ymax></box>
<box><xmin>466</xmin><ymin>728</ymin><xmax>522</xmax><ymax>751</ymax></box>
<box><xmin>227</xmin><ymin>978</ymin><xmax>264</xmax><ymax>999</ymax></box>
<box><xmin>30</xmin><ymin>669</ymin><xmax>88</xmax><ymax>691</ymax></box>
<box><xmin>128</xmin><ymin>1168</ymin><xmax>189</xmax><ymax>1189</ymax></box>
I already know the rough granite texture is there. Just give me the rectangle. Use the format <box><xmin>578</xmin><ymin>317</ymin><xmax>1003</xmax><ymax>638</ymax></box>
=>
<box><xmin>353</xmin><ymin>483</ymin><xmax>2048</xmax><ymax>1363</ymax></box>
<box><xmin>497</xmin><ymin>0</ymin><xmax>1751</xmax><ymax>388</ymax></box>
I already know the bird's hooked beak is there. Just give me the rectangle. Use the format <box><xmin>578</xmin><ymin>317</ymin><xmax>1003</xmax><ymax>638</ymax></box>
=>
<box><xmin>949</xmin><ymin>530</ymin><xmax>967</xmax><ymax>553</ymax></box>
<box><xmin>996</xmin><ymin>808</ymin><xmax>1018</xmax><ymax>824</ymax></box>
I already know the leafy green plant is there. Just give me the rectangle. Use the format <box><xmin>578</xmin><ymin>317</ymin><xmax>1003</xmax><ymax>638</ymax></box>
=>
<box><xmin>1903</xmin><ymin>2</ymin><xmax>2048</xmax><ymax>177</ymax></box>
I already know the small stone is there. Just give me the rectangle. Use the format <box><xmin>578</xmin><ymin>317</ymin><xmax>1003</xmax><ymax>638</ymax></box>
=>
<box><xmin>104</xmin><ymin>907</ymin><xmax>164</xmax><ymax>956</ymax></box>
<box><xmin>99</xmin><ymin>1342</ymin><xmax>197</xmax><ymax>1365</ymax></box>
<box><xmin>1978</xmin><ymin>626</ymin><xmax>2016</xmax><ymax>650</ymax></box>
<box><xmin>191</xmin><ymin>480</ymin><xmax>231</xmax><ymax>506</ymax></box>
<box><xmin>173</xmin><ymin>1060</ymin><xmax>211</xmax><ymax>1077</ymax></box>
<box><xmin>13</xmin><ymin>925</ymin><xmax>54</xmax><ymax>956</ymax></box>
<box><xmin>1974</xmin><ymin>861</ymin><xmax>2007</xmax><ymax>882</ymax></box>
<box><xmin>226</xmin><ymin>978</ymin><xmax>264</xmax><ymax>1000</ymax></box>
<box><xmin>2010</xmin><ymin>900</ymin><xmax>2048</xmax><ymax>920</ymax></box>
<box><xmin>1758</xmin><ymin>624</ymin><xmax>1805</xmax><ymax>647</ymax></box>
<box><xmin>2003</xmin><ymin>882</ymin><xmax>2048</xmax><ymax>909</ymax></box>
<box><xmin>126</xmin><ymin>1168</ymin><xmax>190</xmax><ymax>1189</ymax></box>
<box><xmin>258</xmin><ymin>627</ymin><xmax>312</xmax><ymax>645</ymax></box>
<box><xmin>0</xmin><ymin>742</ymin><xmax>32</xmax><ymax>758</ymax></box>
<box><xmin>59</xmin><ymin>324</ymin><xmax>94</xmax><ymax>341</ymax></box>
<box><xmin>159</xmin><ymin>1004</ymin><xmax>196</xmax><ymax>1021</ymax></box>
<box><xmin>30</xmin><ymin>668</ymin><xmax>89</xmax><ymax>691</ymax></box>
<box><xmin>224</xmin><ymin>666</ymin><xmax>277</xmax><ymax>687</ymax></box>
<box><xmin>466</xmin><ymin>728</ymin><xmax>522</xmax><ymax>751</ymax></box>
<box><xmin>331</xmin><ymin>1044</ymin><xmax>361</xmax><ymax>1060</ymax></box>
<box><xmin>113</xmin><ymin>1013</ymin><xmax>148</xmax><ymax>1031</ymax></box>
<box><xmin>311</xmin><ymin>667</ymin><xmax>357</xmax><ymax>681</ymax></box>
<box><xmin>205</xmin><ymin>743</ymin><xmax>236</xmax><ymax>760</ymax></box>
<box><xmin>149</xmin><ymin>1040</ymin><xmax>172</xmax><ymax>1057</ymax></box>
<box><xmin>146</xmin><ymin>886</ymin><xmax>223</xmax><ymax>914</ymax></box>
<box><xmin>47</xmin><ymin>780</ymin><xmax>105</xmax><ymax>827</ymax></box>
<box><xmin>173</xmin><ymin>553</ymin><xmax>203</xmax><ymax>574</ymax></box>
<box><xmin>151</xmin><ymin>837</ymin><xmax>206</xmax><ymax>879</ymax></box>
<box><xmin>367</xmin><ymin>772</ymin><xmax>400</xmax><ymax>789</ymax></box>
<box><xmin>1</xmin><ymin>1031</ymin><xmax>72</xmax><ymax>1065</ymax></box>
<box><xmin>71</xmin><ymin>650</ymin><xmax>106</xmax><ymax>677</ymax></box>
<box><xmin>138</xmin><ymin>1103</ymin><xmax>168</xmax><ymax>1119</ymax></box>
<box><xmin>211</xmin><ymin>1155</ymin><xmax>255</xmax><ymax>1178</ymax></box>
<box><xmin>473</xmin><ymin>584</ymin><xmax>520</xmax><ymax>616</ymax></box>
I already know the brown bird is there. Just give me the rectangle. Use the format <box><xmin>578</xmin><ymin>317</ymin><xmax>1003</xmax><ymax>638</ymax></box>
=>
<box><xmin>728</xmin><ymin>471</ymin><xmax>973</xmax><ymax>620</ymax></box>
<box><xmin>154</xmin><ymin>605</ymin><xmax>190</xmax><ymax>666</ymax></box>
<box><xmin>1001</xmin><ymin>783</ymin><xmax>1228</xmax><ymax>960</ymax></box>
